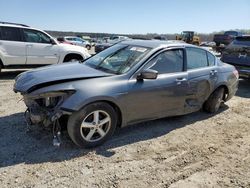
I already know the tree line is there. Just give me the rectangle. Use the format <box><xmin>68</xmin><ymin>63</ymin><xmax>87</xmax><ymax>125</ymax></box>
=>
<box><xmin>46</xmin><ymin>29</ymin><xmax>250</xmax><ymax>42</ymax></box>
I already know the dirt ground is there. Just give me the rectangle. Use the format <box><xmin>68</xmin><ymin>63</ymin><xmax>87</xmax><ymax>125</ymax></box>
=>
<box><xmin>0</xmin><ymin>69</ymin><xmax>250</xmax><ymax>188</ymax></box>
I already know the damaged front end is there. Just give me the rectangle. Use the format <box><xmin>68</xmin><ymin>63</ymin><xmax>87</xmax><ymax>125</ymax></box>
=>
<box><xmin>22</xmin><ymin>90</ymin><xmax>75</xmax><ymax>146</ymax></box>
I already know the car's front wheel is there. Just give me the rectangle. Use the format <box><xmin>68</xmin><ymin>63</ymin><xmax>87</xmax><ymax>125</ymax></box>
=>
<box><xmin>67</xmin><ymin>102</ymin><xmax>117</xmax><ymax>148</ymax></box>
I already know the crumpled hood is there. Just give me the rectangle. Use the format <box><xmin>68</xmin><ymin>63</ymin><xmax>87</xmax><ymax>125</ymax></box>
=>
<box><xmin>14</xmin><ymin>62</ymin><xmax>112</xmax><ymax>93</ymax></box>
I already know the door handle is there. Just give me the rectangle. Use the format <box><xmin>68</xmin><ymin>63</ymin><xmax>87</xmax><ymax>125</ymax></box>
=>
<box><xmin>26</xmin><ymin>44</ymin><xmax>33</xmax><ymax>47</ymax></box>
<box><xmin>176</xmin><ymin>78</ymin><xmax>187</xmax><ymax>85</ymax></box>
<box><xmin>210</xmin><ymin>70</ymin><xmax>217</xmax><ymax>76</ymax></box>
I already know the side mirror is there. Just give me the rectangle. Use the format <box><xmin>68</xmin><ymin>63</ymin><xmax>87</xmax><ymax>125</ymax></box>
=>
<box><xmin>50</xmin><ymin>38</ymin><xmax>57</xmax><ymax>45</ymax></box>
<box><xmin>137</xmin><ymin>69</ymin><xmax>158</xmax><ymax>80</ymax></box>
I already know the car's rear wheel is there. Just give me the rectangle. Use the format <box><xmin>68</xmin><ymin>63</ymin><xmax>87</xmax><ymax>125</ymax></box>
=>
<box><xmin>203</xmin><ymin>88</ymin><xmax>224</xmax><ymax>113</ymax></box>
<box><xmin>67</xmin><ymin>102</ymin><xmax>117</xmax><ymax>148</ymax></box>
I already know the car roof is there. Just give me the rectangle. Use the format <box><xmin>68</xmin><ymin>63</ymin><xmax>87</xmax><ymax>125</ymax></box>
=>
<box><xmin>0</xmin><ymin>22</ymin><xmax>45</xmax><ymax>33</ymax></box>
<box><xmin>120</xmin><ymin>39</ymin><xmax>191</xmax><ymax>49</ymax></box>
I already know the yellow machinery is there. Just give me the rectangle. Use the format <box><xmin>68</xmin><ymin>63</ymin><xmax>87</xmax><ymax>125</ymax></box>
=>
<box><xmin>176</xmin><ymin>31</ymin><xmax>200</xmax><ymax>45</ymax></box>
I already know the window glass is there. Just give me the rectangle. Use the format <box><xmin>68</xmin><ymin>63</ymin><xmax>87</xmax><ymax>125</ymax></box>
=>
<box><xmin>147</xmin><ymin>49</ymin><xmax>183</xmax><ymax>74</ymax></box>
<box><xmin>233</xmin><ymin>38</ymin><xmax>250</xmax><ymax>46</ymax></box>
<box><xmin>207</xmin><ymin>52</ymin><xmax>215</xmax><ymax>66</ymax></box>
<box><xmin>186</xmin><ymin>48</ymin><xmax>208</xmax><ymax>69</ymax></box>
<box><xmin>23</xmin><ymin>29</ymin><xmax>51</xmax><ymax>43</ymax></box>
<box><xmin>85</xmin><ymin>44</ymin><xmax>150</xmax><ymax>74</ymax></box>
<box><xmin>0</xmin><ymin>26</ymin><xmax>22</xmax><ymax>41</ymax></box>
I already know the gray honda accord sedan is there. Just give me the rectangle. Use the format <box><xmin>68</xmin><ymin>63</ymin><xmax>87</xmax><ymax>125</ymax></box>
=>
<box><xmin>14</xmin><ymin>40</ymin><xmax>239</xmax><ymax>148</ymax></box>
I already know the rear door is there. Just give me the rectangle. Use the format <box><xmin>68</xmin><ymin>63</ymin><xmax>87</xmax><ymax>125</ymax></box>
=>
<box><xmin>23</xmin><ymin>28</ymin><xmax>59</xmax><ymax>65</ymax></box>
<box><xmin>0</xmin><ymin>26</ymin><xmax>26</xmax><ymax>65</ymax></box>
<box><xmin>126</xmin><ymin>48</ymin><xmax>188</xmax><ymax>123</ymax></box>
<box><xmin>185</xmin><ymin>47</ymin><xmax>218</xmax><ymax>113</ymax></box>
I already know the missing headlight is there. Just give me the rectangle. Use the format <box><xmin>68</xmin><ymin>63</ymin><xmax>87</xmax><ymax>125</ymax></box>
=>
<box><xmin>35</xmin><ymin>96</ymin><xmax>62</xmax><ymax>109</ymax></box>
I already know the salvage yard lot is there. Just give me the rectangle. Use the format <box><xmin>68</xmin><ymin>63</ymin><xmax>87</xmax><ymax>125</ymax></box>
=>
<box><xmin>0</xmin><ymin>70</ymin><xmax>250</xmax><ymax>187</ymax></box>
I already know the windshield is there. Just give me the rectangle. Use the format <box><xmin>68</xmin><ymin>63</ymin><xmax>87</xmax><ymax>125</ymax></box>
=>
<box><xmin>225</xmin><ymin>31</ymin><xmax>238</xmax><ymax>36</ymax></box>
<box><xmin>85</xmin><ymin>44</ymin><xmax>151</xmax><ymax>74</ymax></box>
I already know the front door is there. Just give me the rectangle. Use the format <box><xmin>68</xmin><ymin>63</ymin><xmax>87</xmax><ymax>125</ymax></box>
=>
<box><xmin>125</xmin><ymin>48</ymin><xmax>188</xmax><ymax>124</ymax></box>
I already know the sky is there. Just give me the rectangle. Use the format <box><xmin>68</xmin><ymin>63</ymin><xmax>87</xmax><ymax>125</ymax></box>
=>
<box><xmin>0</xmin><ymin>0</ymin><xmax>249</xmax><ymax>34</ymax></box>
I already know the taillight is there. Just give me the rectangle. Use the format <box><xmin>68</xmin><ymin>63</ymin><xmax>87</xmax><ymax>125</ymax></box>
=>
<box><xmin>233</xmin><ymin>69</ymin><xmax>239</xmax><ymax>79</ymax></box>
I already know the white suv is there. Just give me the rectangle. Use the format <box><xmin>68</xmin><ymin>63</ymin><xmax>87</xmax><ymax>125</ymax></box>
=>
<box><xmin>0</xmin><ymin>22</ymin><xmax>91</xmax><ymax>73</ymax></box>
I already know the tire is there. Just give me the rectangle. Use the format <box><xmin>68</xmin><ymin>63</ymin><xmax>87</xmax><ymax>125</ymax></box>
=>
<box><xmin>203</xmin><ymin>88</ymin><xmax>224</xmax><ymax>113</ymax></box>
<box><xmin>86</xmin><ymin>45</ymin><xmax>91</xmax><ymax>50</ymax></box>
<box><xmin>0</xmin><ymin>59</ymin><xmax>3</xmax><ymax>73</ymax></box>
<box><xmin>63</xmin><ymin>54</ymin><xmax>83</xmax><ymax>63</ymax></box>
<box><xmin>67</xmin><ymin>102</ymin><xmax>117</xmax><ymax>148</ymax></box>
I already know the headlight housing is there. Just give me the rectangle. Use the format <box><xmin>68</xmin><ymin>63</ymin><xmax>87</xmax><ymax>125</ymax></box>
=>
<box><xmin>24</xmin><ymin>90</ymin><xmax>75</xmax><ymax>109</ymax></box>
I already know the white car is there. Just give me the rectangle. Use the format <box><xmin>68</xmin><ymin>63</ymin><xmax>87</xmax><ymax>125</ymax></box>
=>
<box><xmin>58</xmin><ymin>36</ymin><xmax>91</xmax><ymax>50</ymax></box>
<box><xmin>0</xmin><ymin>22</ymin><xmax>91</xmax><ymax>73</ymax></box>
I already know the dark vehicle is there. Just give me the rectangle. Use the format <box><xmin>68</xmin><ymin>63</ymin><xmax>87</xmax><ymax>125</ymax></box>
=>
<box><xmin>14</xmin><ymin>40</ymin><xmax>239</xmax><ymax>148</ymax></box>
<box><xmin>95</xmin><ymin>42</ymin><xmax>113</xmax><ymax>53</ymax></box>
<box><xmin>95</xmin><ymin>36</ymin><xmax>129</xmax><ymax>53</ymax></box>
<box><xmin>221</xmin><ymin>35</ymin><xmax>250</xmax><ymax>78</ymax></box>
<box><xmin>213</xmin><ymin>31</ymin><xmax>243</xmax><ymax>46</ymax></box>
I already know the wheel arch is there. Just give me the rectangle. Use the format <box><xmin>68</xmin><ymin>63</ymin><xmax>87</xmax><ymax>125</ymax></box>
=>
<box><xmin>77</xmin><ymin>99</ymin><xmax>123</xmax><ymax>128</ymax></box>
<box><xmin>213</xmin><ymin>84</ymin><xmax>229</xmax><ymax>101</ymax></box>
<box><xmin>0</xmin><ymin>57</ymin><xmax>4</xmax><ymax>68</ymax></box>
<box><xmin>63</xmin><ymin>53</ymin><xmax>84</xmax><ymax>62</ymax></box>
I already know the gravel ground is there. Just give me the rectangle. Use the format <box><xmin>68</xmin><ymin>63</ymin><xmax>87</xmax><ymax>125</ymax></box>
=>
<box><xmin>0</xmin><ymin>69</ymin><xmax>250</xmax><ymax>188</ymax></box>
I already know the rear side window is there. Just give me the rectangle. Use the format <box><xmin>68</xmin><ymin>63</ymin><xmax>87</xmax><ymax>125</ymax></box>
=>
<box><xmin>233</xmin><ymin>37</ymin><xmax>250</xmax><ymax>46</ymax></box>
<box><xmin>147</xmin><ymin>49</ymin><xmax>184</xmax><ymax>74</ymax></box>
<box><xmin>207</xmin><ymin>52</ymin><xmax>215</xmax><ymax>66</ymax></box>
<box><xmin>186</xmin><ymin>47</ymin><xmax>208</xmax><ymax>69</ymax></box>
<box><xmin>0</xmin><ymin>26</ymin><xmax>22</xmax><ymax>41</ymax></box>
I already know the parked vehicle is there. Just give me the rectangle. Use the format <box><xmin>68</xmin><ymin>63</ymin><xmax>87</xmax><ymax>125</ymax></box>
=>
<box><xmin>57</xmin><ymin>36</ymin><xmax>91</xmax><ymax>50</ymax></box>
<box><xmin>0</xmin><ymin>22</ymin><xmax>90</xmax><ymax>73</ymax></box>
<box><xmin>213</xmin><ymin>31</ymin><xmax>243</xmax><ymax>46</ymax></box>
<box><xmin>95</xmin><ymin>42</ymin><xmax>113</xmax><ymax>53</ymax></box>
<box><xmin>221</xmin><ymin>35</ymin><xmax>250</xmax><ymax>78</ymax></box>
<box><xmin>95</xmin><ymin>36</ymin><xmax>129</xmax><ymax>53</ymax></box>
<box><xmin>14</xmin><ymin>40</ymin><xmax>239</xmax><ymax>148</ymax></box>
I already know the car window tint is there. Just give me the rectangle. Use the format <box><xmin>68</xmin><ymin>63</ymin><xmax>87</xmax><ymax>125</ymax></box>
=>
<box><xmin>207</xmin><ymin>52</ymin><xmax>215</xmax><ymax>66</ymax></box>
<box><xmin>186</xmin><ymin>47</ymin><xmax>208</xmax><ymax>69</ymax></box>
<box><xmin>233</xmin><ymin>38</ymin><xmax>250</xmax><ymax>46</ymax></box>
<box><xmin>23</xmin><ymin>29</ymin><xmax>51</xmax><ymax>44</ymax></box>
<box><xmin>148</xmin><ymin>49</ymin><xmax>184</xmax><ymax>74</ymax></box>
<box><xmin>0</xmin><ymin>26</ymin><xmax>22</xmax><ymax>41</ymax></box>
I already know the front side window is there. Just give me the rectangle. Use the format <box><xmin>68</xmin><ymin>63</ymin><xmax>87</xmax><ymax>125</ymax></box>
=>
<box><xmin>23</xmin><ymin>29</ymin><xmax>51</xmax><ymax>43</ymax></box>
<box><xmin>85</xmin><ymin>44</ymin><xmax>150</xmax><ymax>74</ymax></box>
<box><xmin>186</xmin><ymin>47</ymin><xmax>208</xmax><ymax>69</ymax></box>
<box><xmin>147</xmin><ymin>49</ymin><xmax>184</xmax><ymax>74</ymax></box>
<box><xmin>0</xmin><ymin>26</ymin><xmax>22</xmax><ymax>41</ymax></box>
